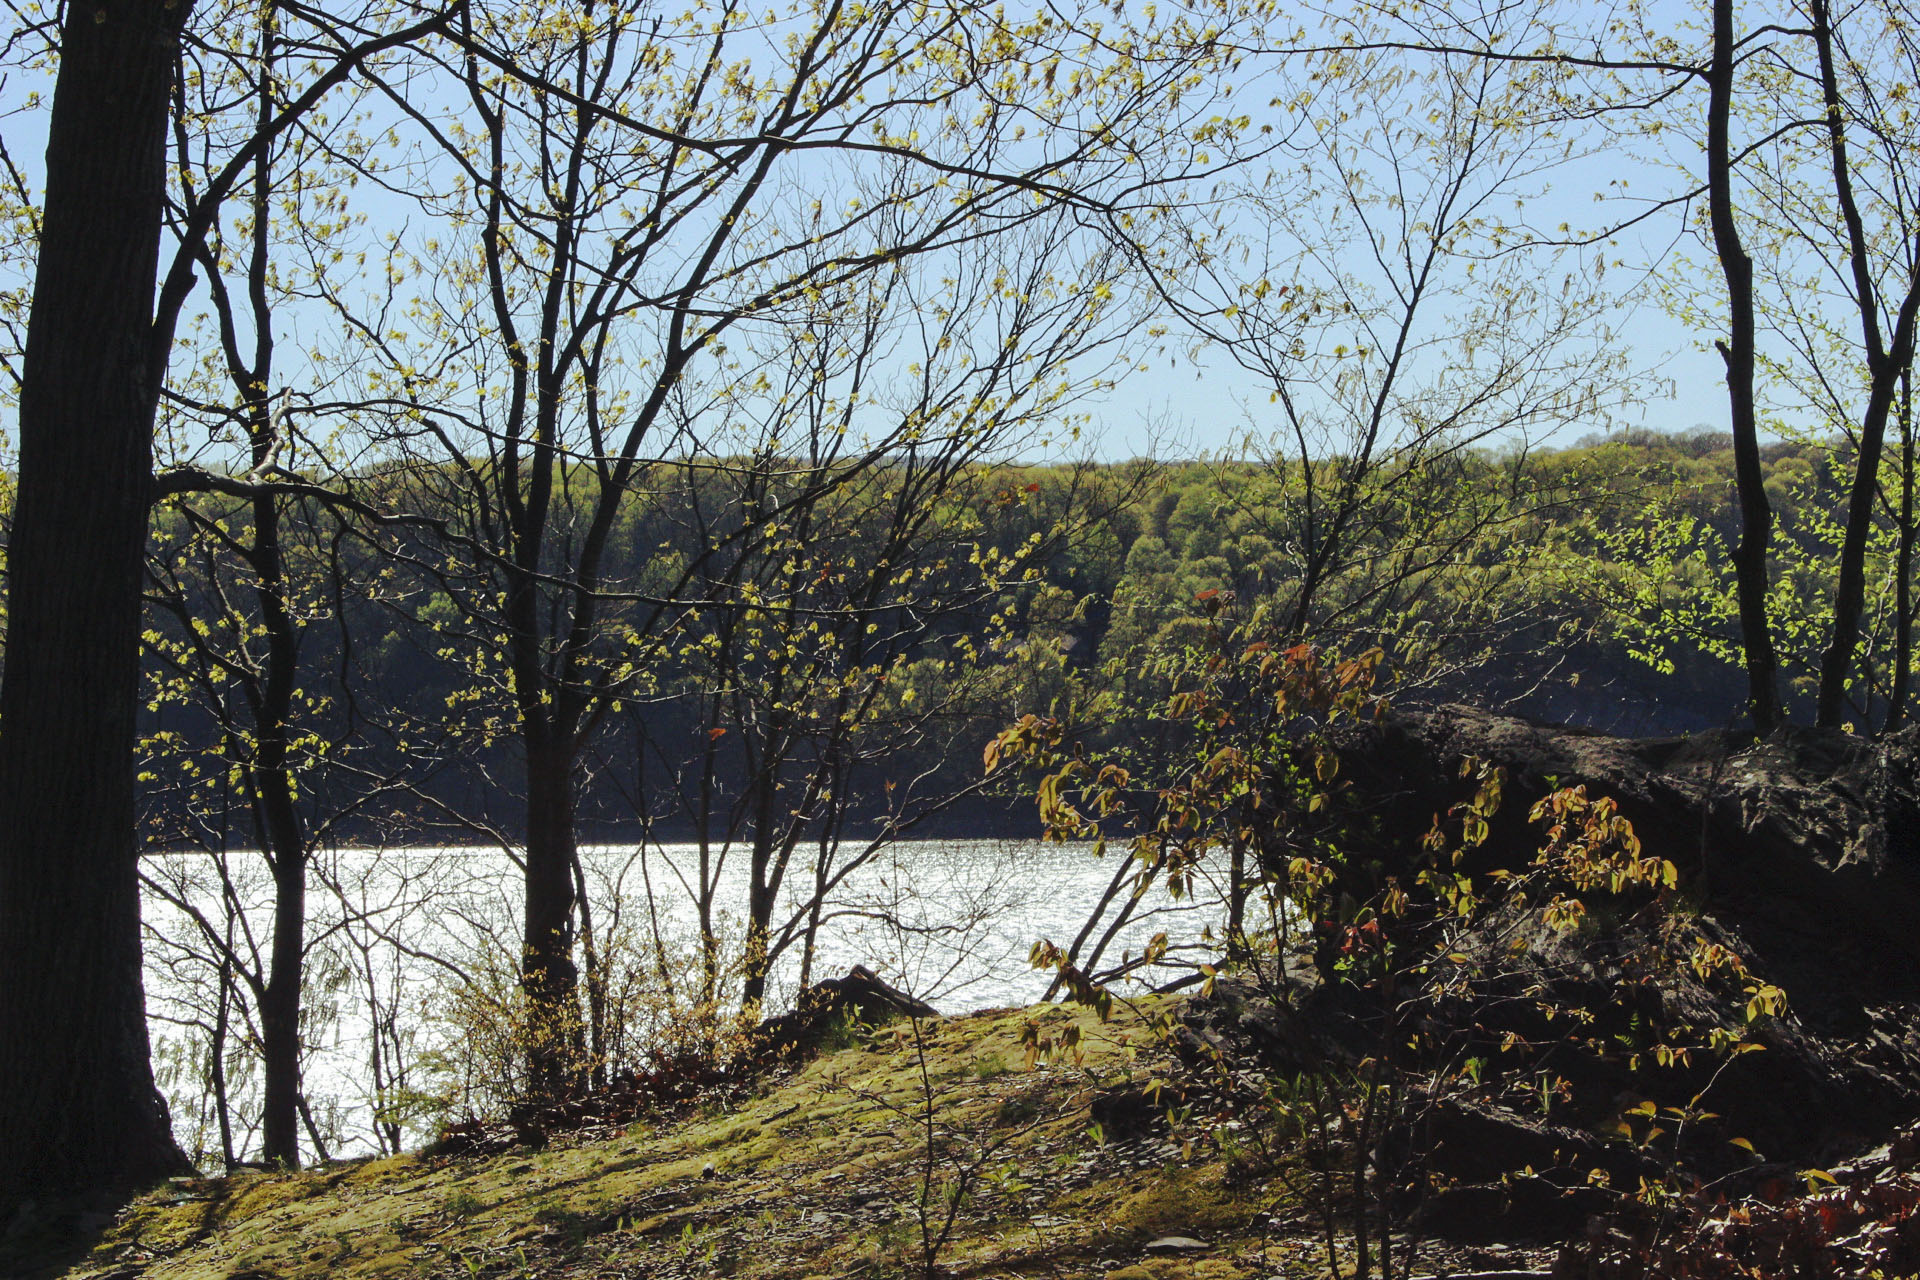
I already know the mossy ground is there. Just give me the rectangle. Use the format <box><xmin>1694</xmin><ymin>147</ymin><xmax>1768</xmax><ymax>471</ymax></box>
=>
<box><xmin>34</xmin><ymin>1001</ymin><xmax>1543</xmax><ymax>1279</ymax></box>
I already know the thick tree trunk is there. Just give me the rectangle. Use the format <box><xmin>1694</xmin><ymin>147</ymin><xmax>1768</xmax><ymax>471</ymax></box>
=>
<box><xmin>1708</xmin><ymin>0</ymin><xmax>1784</xmax><ymax>734</ymax></box>
<box><xmin>523</xmin><ymin>735</ymin><xmax>582</xmax><ymax>1096</ymax></box>
<box><xmin>0</xmin><ymin>0</ymin><xmax>195</xmax><ymax>1204</ymax></box>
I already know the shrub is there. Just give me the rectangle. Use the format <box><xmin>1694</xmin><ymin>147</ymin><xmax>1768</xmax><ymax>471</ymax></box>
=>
<box><xmin>993</xmin><ymin>609</ymin><xmax>1784</xmax><ymax>1279</ymax></box>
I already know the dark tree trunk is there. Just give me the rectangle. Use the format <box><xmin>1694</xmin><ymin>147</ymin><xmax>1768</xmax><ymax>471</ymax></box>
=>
<box><xmin>1821</xmin><ymin>375</ymin><xmax>1904</xmax><ymax>729</ymax></box>
<box><xmin>742</xmin><ymin>874</ymin><xmax>774</xmax><ymax>1010</ymax></box>
<box><xmin>1708</xmin><ymin>0</ymin><xmax>1784</xmax><ymax>734</ymax></box>
<box><xmin>1889</xmin><ymin>378</ymin><xmax>1916</xmax><ymax>733</ymax></box>
<box><xmin>740</xmin><ymin>774</ymin><xmax>785</xmax><ymax>1011</ymax></box>
<box><xmin>523</xmin><ymin>735</ymin><xmax>582</xmax><ymax>1096</ymax></box>
<box><xmin>212</xmin><ymin>950</ymin><xmax>237</xmax><ymax>1170</ymax></box>
<box><xmin>238</xmin><ymin>417</ymin><xmax>308</xmax><ymax>1170</ymax></box>
<box><xmin>1808</xmin><ymin>0</ymin><xmax>1920</xmax><ymax>729</ymax></box>
<box><xmin>1227</xmin><ymin>836</ymin><xmax>1248</xmax><ymax>960</ymax></box>
<box><xmin>0</xmin><ymin>0</ymin><xmax>195</xmax><ymax>1204</ymax></box>
<box><xmin>236</xmin><ymin>14</ymin><xmax>309</xmax><ymax>1169</ymax></box>
<box><xmin>255</xmin><ymin>759</ymin><xmax>307</xmax><ymax>1167</ymax></box>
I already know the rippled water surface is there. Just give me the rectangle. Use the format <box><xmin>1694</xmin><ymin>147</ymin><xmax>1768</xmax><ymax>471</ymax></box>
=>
<box><xmin>142</xmin><ymin>839</ymin><xmax>1229</xmax><ymax>1163</ymax></box>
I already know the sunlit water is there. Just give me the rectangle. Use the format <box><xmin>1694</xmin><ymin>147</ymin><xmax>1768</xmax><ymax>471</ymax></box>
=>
<box><xmin>140</xmin><ymin>839</ymin><xmax>1228</xmax><ymax>1166</ymax></box>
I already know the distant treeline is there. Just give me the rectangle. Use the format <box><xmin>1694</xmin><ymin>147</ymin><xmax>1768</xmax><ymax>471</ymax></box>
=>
<box><xmin>129</xmin><ymin>427</ymin><xmax>1891</xmax><ymax>849</ymax></box>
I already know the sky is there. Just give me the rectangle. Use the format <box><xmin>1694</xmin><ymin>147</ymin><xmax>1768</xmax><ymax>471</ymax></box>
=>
<box><xmin>0</xmin><ymin>0</ymin><xmax>1778</xmax><ymax>469</ymax></box>
<box><xmin>1074</xmin><ymin>325</ymin><xmax>1731</xmax><ymax>461</ymax></box>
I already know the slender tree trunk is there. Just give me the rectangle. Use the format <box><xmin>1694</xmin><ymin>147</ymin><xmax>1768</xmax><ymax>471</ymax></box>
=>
<box><xmin>1042</xmin><ymin>851</ymin><xmax>1142</xmax><ymax>1002</ymax></box>
<box><xmin>742</xmin><ymin>841</ymin><xmax>775</xmax><ymax>1011</ymax></box>
<box><xmin>1889</xmin><ymin>379</ymin><xmax>1916</xmax><ymax>733</ymax></box>
<box><xmin>1893</xmin><ymin>519</ymin><xmax>1915</xmax><ymax>733</ymax></box>
<box><xmin>798</xmin><ymin>864</ymin><xmax>826</xmax><ymax>993</ymax></box>
<box><xmin>297</xmin><ymin>1094</ymin><xmax>331</xmax><ymax>1163</ymax></box>
<box><xmin>695</xmin><ymin>721</ymin><xmax>723</xmax><ymax>1006</ymax></box>
<box><xmin>1808</xmin><ymin>0</ymin><xmax>1920</xmax><ymax>728</ymax></box>
<box><xmin>251</xmin><ymin>438</ymin><xmax>309</xmax><ymax>1165</ymax></box>
<box><xmin>1226</xmin><ymin>833</ymin><xmax>1248</xmax><ymax>962</ymax></box>
<box><xmin>1708</xmin><ymin>0</ymin><xmax>1784</xmax><ymax>734</ymax></box>
<box><xmin>0</xmin><ymin>0</ymin><xmax>196</xmax><ymax>1205</ymax></box>
<box><xmin>256</xmin><ymin>764</ymin><xmax>306</xmax><ymax>1167</ymax></box>
<box><xmin>237</xmin><ymin>11</ymin><xmax>310</xmax><ymax>1169</ymax></box>
<box><xmin>1821</xmin><ymin>381</ymin><xmax>1904</xmax><ymax>728</ymax></box>
<box><xmin>740</xmin><ymin>772</ymin><xmax>784</xmax><ymax>1010</ymax></box>
<box><xmin>796</xmin><ymin>745</ymin><xmax>855</xmax><ymax>994</ymax></box>
<box><xmin>212</xmin><ymin>950</ymin><xmax>237</xmax><ymax>1170</ymax></box>
<box><xmin>523</xmin><ymin>733</ymin><xmax>582</xmax><ymax>1097</ymax></box>
<box><xmin>574</xmin><ymin>851</ymin><xmax>608</xmax><ymax>1089</ymax></box>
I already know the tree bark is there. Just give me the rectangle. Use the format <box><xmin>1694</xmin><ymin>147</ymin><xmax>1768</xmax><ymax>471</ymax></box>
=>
<box><xmin>1819</xmin><ymin>374</ymin><xmax>1907</xmax><ymax>729</ymax></box>
<box><xmin>237</xmin><ymin>331</ymin><xmax>309</xmax><ymax>1172</ymax></box>
<box><xmin>1889</xmin><ymin>377</ymin><xmax>1916</xmax><ymax>733</ymax></box>
<box><xmin>1707</xmin><ymin>0</ymin><xmax>1784</xmax><ymax>734</ymax></box>
<box><xmin>234</xmin><ymin>12</ymin><xmax>310</xmax><ymax>1169</ymax></box>
<box><xmin>523</xmin><ymin>734</ymin><xmax>583</xmax><ymax>1096</ymax></box>
<box><xmin>0</xmin><ymin>0</ymin><xmax>196</xmax><ymax>1203</ymax></box>
<box><xmin>255</xmin><ymin>749</ymin><xmax>307</xmax><ymax>1167</ymax></box>
<box><xmin>740</xmin><ymin>766</ymin><xmax>787</xmax><ymax>1011</ymax></box>
<box><xmin>1808</xmin><ymin>0</ymin><xmax>1920</xmax><ymax>729</ymax></box>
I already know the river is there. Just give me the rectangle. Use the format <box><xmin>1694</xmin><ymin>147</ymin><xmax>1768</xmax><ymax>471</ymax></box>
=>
<box><xmin>140</xmin><ymin>838</ymin><xmax>1229</xmax><ymax>1165</ymax></box>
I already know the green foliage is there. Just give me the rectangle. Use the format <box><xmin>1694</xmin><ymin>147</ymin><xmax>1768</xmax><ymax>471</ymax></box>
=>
<box><xmin>996</xmin><ymin>613</ymin><xmax>1787</xmax><ymax>1279</ymax></box>
<box><xmin>137</xmin><ymin>429</ymin><xmax>1920</xmax><ymax>861</ymax></box>
<box><xmin>441</xmin><ymin>1190</ymin><xmax>487</xmax><ymax>1220</ymax></box>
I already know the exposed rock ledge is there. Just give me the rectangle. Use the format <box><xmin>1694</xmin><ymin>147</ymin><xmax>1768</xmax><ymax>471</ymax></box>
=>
<box><xmin>1325</xmin><ymin>705</ymin><xmax>1920</xmax><ymax>1021</ymax></box>
<box><xmin>1172</xmin><ymin>706</ymin><xmax>1920</xmax><ymax>1241</ymax></box>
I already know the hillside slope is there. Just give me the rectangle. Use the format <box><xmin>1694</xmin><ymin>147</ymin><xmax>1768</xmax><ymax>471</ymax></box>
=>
<box><xmin>29</xmin><ymin>1002</ymin><xmax>1399</xmax><ymax>1280</ymax></box>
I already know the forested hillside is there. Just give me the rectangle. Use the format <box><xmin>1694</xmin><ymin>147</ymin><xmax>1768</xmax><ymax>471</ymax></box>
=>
<box><xmin>129</xmin><ymin>426</ymin><xmax>1903</xmax><ymax>852</ymax></box>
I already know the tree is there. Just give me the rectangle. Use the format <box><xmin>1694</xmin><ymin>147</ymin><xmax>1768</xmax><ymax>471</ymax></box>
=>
<box><xmin>327</xmin><ymin>0</ymin><xmax>1267</xmax><ymax>1094</ymax></box>
<box><xmin>1312</xmin><ymin>0</ymin><xmax>1920</xmax><ymax>735</ymax></box>
<box><xmin>1703</xmin><ymin>0</ymin><xmax>1788</xmax><ymax>733</ymax></box>
<box><xmin>1738</xmin><ymin>0</ymin><xmax>1920</xmax><ymax>728</ymax></box>
<box><xmin>0</xmin><ymin>0</ymin><xmax>201</xmax><ymax>1203</ymax></box>
<box><xmin>632</xmin><ymin>291</ymin><xmax>1139</xmax><ymax>1012</ymax></box>
<box><xmin>1046</xmin><ymin>7</ymin><xmax>1632</xmax><ymax>956</ymax></box>
<box><xmin>0</xmin><ymin>0</ymin><xmax>451</xmax><ymax>1200</ymax></box>
<box><xmin>1625</xmin><ymin>0</ymin><xmax>1920</xmax><ymax>730</ymax></box>
<box><xmin>1132</xmin><ymin>4</ymin><xmax>1627</xmax><ymax>692</ymax></box>
<box><xmin>143</xmin><ymin>0</ymin><xmax>333</xmax><ymax>1168</ymax></box>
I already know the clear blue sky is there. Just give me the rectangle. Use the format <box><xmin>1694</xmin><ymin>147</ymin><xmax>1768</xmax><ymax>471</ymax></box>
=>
<box><xmin>0</xmin><ymin>0</ymin><xmax>1752</xmax><ymax>467</ymax></box>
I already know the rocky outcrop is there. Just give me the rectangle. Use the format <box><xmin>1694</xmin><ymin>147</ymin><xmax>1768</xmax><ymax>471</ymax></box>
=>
<box><xmin>1172</xmin><ymin>707</ymin><xmax>1920</xmax><ymax>1240</ymax></box>
<box><xmin>752</xmin><ymin>964</ymin><xmax>940</xmax><ymax>1060</ymax></box>
<box><xmin>1324</xmin><ymin>706</ymin><xmax>1920</xmax><ymax>1019</ymax></box>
